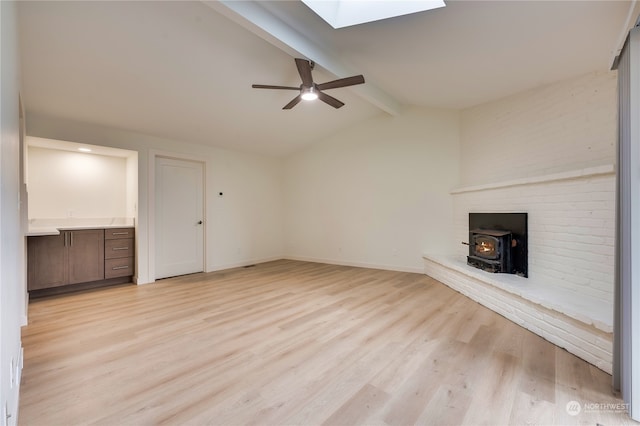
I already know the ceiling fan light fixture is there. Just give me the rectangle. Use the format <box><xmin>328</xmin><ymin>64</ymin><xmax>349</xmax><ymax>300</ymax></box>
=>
<box><xmin>301</xmin><ymin>87</ymin><xmax>318</xmax><ymax>101</ymax></box>
<box><xmin>252</xmin><ymin>58</ymin><xmax>363</xmax><ymax>109</ymax></box>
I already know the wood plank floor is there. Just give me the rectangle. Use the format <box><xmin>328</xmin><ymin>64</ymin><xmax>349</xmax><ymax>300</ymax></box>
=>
<box><xmin>19</xmin><ymin>260</ymin><xmax>633</xmax><ymax>425</ymax></box>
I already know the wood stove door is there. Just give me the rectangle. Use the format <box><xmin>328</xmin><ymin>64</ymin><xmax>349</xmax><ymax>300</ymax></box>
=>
<box><xmin>473</xmin><ymin>235</ymin><xmax>500</xmax><ymax>260</ymax></box>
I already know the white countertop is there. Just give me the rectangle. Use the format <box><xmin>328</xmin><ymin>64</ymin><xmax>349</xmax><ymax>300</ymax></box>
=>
<box><xmin>26</xmin><ymin>218</ymin><xmax>135</xmax><ymax>236</ymax></box>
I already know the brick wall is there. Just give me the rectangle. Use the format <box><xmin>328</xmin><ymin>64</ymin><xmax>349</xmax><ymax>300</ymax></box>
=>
<box><xmin>454</xmin><ymin>70</ymin><xmax>617</xmax><ymax>306</ymax></box>
<box><xmin>424</xmin><ymin>71</ymin><xmax>618</xmax><ymax>372</ymax></box>
<box><xmin>453</xmin><ymin>170</ymin><xmax>616</xmax><ymax>304</ymax></box>
<box><xmin>460</xmin><ymin>71</ymin><xmax>617</xmax><ymax>186</ymax></box>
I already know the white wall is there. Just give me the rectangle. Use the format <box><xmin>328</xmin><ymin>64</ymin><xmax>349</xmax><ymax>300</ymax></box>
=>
<box><xmin>1</xmin><ymin>1</ymin><xmax>26</xmax><ymax>424</ymax></box>
<box><xmin>27</xmin><ymin>146</ymin><xmax>128</xmax><ymax>219</ymax></box>
<box><xmin>206</xmin><ymin>150</ymin><xmax>284</xmax><ymax>269</ymax></box>
<box><xmin>125</xmin><ymin>154</ymin><xmax>137</xmax><ymax>219</ymax></box>
<box><xmin>460</xmin><ymin>71</ymin><xmax>617</xmax><ymax>186</ymax></box>
<box><xmin>26</xmin><ymin>113</ymin><xmax>284</xmax><ymax>283</ymax></box>
<box><xmin>283</xmin><ymin>107</ymin><xmax>460</xmax><ymax>272</ymax></box>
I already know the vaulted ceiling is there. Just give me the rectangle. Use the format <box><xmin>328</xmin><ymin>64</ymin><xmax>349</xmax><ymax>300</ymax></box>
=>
<box><xmin>17</xmin><ymin>1</ymin><xmax>639</xmax><ymax>156</ymax></box>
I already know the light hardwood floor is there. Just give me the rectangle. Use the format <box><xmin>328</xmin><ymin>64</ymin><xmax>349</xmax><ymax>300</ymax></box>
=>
<box><xmin>19</xmin><ymin>260</ymin><xmax>633</xmax><ymax>425</ymax></box>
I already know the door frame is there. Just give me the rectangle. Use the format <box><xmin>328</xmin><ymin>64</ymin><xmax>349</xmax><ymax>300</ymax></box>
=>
<box><xmin>148</xmin><ymin>150</ymin><xmax>206</xmax><ymax>282</ymax></box>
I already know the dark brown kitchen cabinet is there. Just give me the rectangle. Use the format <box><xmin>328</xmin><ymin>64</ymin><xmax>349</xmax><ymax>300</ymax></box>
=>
<box><xmin>27</xmin><ymin>233</ymin><xmax>66</xmax><ymax>290</ymax></box>
<box><xmin>104</xmin><ymin>228</ymin><xmax>135</xmax><ymax>279</ymax></box>
<box><xmin>27</xmin><ymin>229</ymin><xmax>105</xmax><ymax>291</ymax></box>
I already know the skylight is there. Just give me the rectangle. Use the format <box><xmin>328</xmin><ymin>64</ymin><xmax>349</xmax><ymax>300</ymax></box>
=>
<box><xmin>301</xmin><ymin>0</ymin><xmax>446</xmax><ymax>29</ymax></box>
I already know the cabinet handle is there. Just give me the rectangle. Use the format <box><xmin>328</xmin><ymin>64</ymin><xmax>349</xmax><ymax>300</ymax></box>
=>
<box><xmin>112</xmin><ymin>232</ymin><xmax>129</xmax><ymax>236</ymax></box>
<box><xmin>70</xmin><ymin>232</ymin><xmax>73</xmax><ymax>246</ymax></box>
<box><xmin>64</xmin><ymin>232</ymin><xmax>68</xmax><ymax>247</ymax></box>
<box><xmin>112</xmin><ymin>247</ymin><xmax>129</xmax><ymax>251</ymax></box>
<box><xmin>112</xmin><ymin>266</ymin><xmax>129</xmax><ymax>270</ymax></box>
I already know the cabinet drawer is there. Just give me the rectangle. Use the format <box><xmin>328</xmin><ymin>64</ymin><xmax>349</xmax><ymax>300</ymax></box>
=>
<box><xmin>105</xmin><ymin>257</ymin><xmax>134</xmax><ymax>278</ymax></box>
<box><xmin>105</xmin><ymin>238</ymin><xmax>134</xmax><ymax>259</ymax></box>
<box><xmin>105</xmin><ymin>228</ymin><xmax>134</xmax><ymax>240</ymax></box>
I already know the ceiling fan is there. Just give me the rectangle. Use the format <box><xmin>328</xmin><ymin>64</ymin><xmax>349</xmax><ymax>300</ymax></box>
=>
<box><xmin>252</xmin><ymin>58</ymin><xmax>365</xmax><ymax>110</ymax></box>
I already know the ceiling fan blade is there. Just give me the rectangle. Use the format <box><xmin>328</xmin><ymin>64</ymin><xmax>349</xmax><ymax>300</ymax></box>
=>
<box><xmin>295</xmin><ymin>58</ymin><xmax>314</xmax><ymax>87</ymax></box>
<box><xmin>252</xmin><ymin>84</ymin><xmax>300</xmax><ymax>90</ymax></box>
<box><xmin>316</xmin><ymin>75</ymin><xmax>365</xmax><ymax>91</ymax></box>
<box><xmin>317</xmin><ymin>91</ymin><xmax>345</xmax><ymax>109</ymax></box>
<box><xmin>283</xmin><ymin>95</ymin><xmax>302</xmax><ymax>110</ymax></box>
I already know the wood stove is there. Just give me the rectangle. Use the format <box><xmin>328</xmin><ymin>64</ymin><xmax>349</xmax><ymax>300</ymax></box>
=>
<box><xmin>467</xmin><ymin>229</ymin><xmax>513</xmax><ymax>273</ymax></box>
<box><xmin>466</xmin><ymin>213</ymin><xmax>528</xmax><ymax>277</ymax></box>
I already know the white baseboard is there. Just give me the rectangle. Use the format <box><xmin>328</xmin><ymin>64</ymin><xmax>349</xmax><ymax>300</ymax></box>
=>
<box><xmin>207</xmin><ymin>256</ymin><xmax>284</xmax><ymax>272</ymax></box>
<box><xmin>146</xmin><ymin>255</ymin><xmax>425</xmax><ymax>279</ymax></box>
<box><xmin>283</xmin><ymin>255</ymin><xmax>424</xmax><ymax>274</ymax></box>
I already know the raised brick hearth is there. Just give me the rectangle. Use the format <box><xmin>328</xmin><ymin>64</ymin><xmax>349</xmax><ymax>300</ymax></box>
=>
<box><xmin>425</xmin><ymin>165</ymin><xmax>615</xmax><ymax>373</ymax></box>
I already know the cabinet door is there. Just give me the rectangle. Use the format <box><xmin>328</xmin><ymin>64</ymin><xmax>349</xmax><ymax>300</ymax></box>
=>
<box><xmin>67</xmin><ymin>229</ymin><xmax>105</xmax><ymax>284</ymax></box>
<box><xmin>27</xmin><ymin>234</ymin><xmax>67</xmax><ymax>291</ymax></box>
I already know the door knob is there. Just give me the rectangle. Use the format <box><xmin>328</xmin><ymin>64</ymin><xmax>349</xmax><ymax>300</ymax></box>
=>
<box><xmin>197</xmin><ymin>220</ymin><xmax>203</xmax><ymax>225</ymax></box>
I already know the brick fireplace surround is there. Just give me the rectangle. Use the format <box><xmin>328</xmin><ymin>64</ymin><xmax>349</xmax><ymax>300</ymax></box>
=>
<box><xmin>424</xmin><ymin>165</ymin><xmax>615</xmax><ymax>373</ymax></box>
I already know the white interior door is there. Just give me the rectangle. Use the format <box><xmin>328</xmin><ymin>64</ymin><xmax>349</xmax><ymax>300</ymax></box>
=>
<box><xmin>155</xmin><ymin>157</ymin><xmax>204</xmax><ymax>279</ymax></box>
